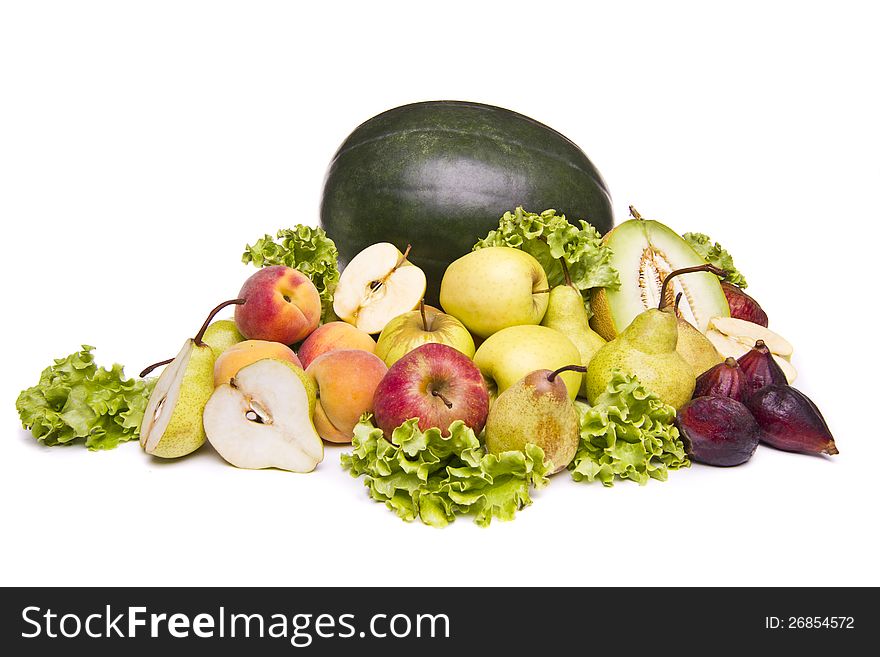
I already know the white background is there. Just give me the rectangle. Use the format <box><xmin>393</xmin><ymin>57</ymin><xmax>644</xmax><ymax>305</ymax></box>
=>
<box><xmin>1</xmin><ymin>1</ymin><xmax>877</xmax><ymax>587</ymax></box>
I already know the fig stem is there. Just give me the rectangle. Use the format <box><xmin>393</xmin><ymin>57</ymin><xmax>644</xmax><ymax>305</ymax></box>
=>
<box><xmin>431</xmin><ymin>389</ymin><xmax>453</xmax><ymax>409</ymax></box>
<box><xmin>659</xmin><ymin>264</ymin><xmax>726</xmax><ymax>310</ymax></box>
<box><xmin>548</xmin><ymin>364</ymin><xmax>588</xmax><ymax>382</ymax></box>
<box><xmin>139</xmin><ymin>358</ymin><xmax>174</xmax><ymax>378</ymax></box>
<box><xmin>419</xmin><ymin>299</ymin><xmax>428</xmax><ymax>331</ymax></box>
<box><xmin>194</xmin><ymin>298</ymin><xmax>247</xmax><ymax>346</ymax></box>
<box><xmin>559</xmin><ymin>257</ymin><xmax>573</xmax><ymax>287</ymax></box>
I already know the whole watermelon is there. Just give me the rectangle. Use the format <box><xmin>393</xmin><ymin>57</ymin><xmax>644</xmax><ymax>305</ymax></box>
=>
<box><xmin>320</xmin><ymin>101</ymin><xmax>614</xmax><ymax>304</ymax></box>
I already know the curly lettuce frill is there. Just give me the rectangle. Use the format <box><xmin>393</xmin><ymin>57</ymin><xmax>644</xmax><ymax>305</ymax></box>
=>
<box><xmin>341</xmin><ymin>417</ymin><xmax>550</xmax><ymax>527</ymax></box>
<box><xmin>683</xmin><ymin>232</ymin><xmax>748</xmax><ymax>289</ymax></box>
<box><xmin>475</xmin><ymin>207</ymin><xmax>619</xmax><ymax>317</ymax></box>
<box><xmin>569</xmin><ymin>371</ymin><xmax>689</xmax><ymax>486</ymax></box>
<box><xmin>15</xmin><ymin>346</ymin><xmax>156</xmax><ymax>450</ymax></box>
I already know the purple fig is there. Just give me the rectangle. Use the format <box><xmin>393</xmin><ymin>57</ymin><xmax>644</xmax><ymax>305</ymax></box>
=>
<box><xmin>694</xmin><ymin>357</ymin><xmax>749</xmax><ymax>402</ymax></box>
<box><xmin>722</xmin><ymin>282</ymin><xmax>769</xmax><ymax>327</ymax></box>
<box><xmin>737</xmin><ymin>340</ymin><xmax>787</xmax><ymax>397</ymax></box>
<box><xmin>746</xmin><ymin>385</ymin><xmax>838</xmax><ymax>455</ymax></box>
<box><xmin>675</xmin><ymin>396</ymin><xmax>760</xmax><ymax>467</ymax></box>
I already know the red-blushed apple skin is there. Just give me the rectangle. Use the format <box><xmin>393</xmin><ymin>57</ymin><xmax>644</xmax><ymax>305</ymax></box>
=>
<box><xmin>298</xmin><ymin>321</ymin><xmax>376</xmax><ymax>369</ymax></box>
<box><xmin>372</xmin><ymin>342</ymin><xmax>489</xmax><ymax>438</ymax></box>
<box><xmin>235</xmin><ymin>265</ymin><xmax>322</xmax><ymax>344</ymax></box>
<box><xmin>306</xmin><ymin>349</ymin><xmax>388</xmax><ymax>443</ymax></box>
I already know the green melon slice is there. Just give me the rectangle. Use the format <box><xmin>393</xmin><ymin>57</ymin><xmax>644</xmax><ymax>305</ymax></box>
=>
<box><xmin>590</xmin><ymin>219</ymin><xmax>730</xmax><ymax>339</ymax></box>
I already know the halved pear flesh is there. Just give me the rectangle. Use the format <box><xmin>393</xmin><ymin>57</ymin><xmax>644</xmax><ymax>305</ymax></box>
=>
<box><xmin>591</xmin><ymin>218</ymin><xmax>730</xmax><ymax>339</ymax></box>
<box><xmin>140</xmin><ymin>339</ymin><xmax>215</xmax><ymax>458</ymax></box>
<box><xmin>203</xmin><ymin>359</ymin><xmax>324</xmax><ymax>472</ymax></box>
<box><xmin>333</xmin><ymin>242</ymin><xmax>426</xmax><ymax>334</ymax></box>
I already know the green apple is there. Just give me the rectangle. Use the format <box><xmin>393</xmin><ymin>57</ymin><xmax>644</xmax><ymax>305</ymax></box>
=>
<box><xmin>473</xmin><ymin>325</ymin><xmax>582</xmax><ymax>401</ymax></box>
<box><xmin>375</xmin><ymin>304</ymin><xmax>475</xmax><ymax>367</ymax></box>
<box><xmin>439</xmin><ymin>247</ymin><xmax>549</xmax><ymax>339</ymax></box>
<box><xmin>201</xmin><ymin>319</ymin><xmax>244</xmax><ymax>359</ymax></box>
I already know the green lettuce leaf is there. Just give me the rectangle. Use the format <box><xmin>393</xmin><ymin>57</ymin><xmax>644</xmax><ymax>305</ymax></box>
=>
<box><xmin>474</xmin><ymin>207</ymin><xmax>619</xmax><ymax>317</ymax></box>
<box><xmin>15</xmin><ymin>346</ymin><xmax>156</xmax><ymax>450</ymax></box>
<box><xmin>569</xmin><ymin>371</ymin><xmax>689</xmax><ymax>486</ymax></box>
<box><xmin>342</xmin><ymin>417</ymin><xmax>551</xmax><ymax>527</ymax></box>
<box><xmin>242</xmin><ymin>225</ymin><xmax>340</xmax><ymax>322</ymax></box>
<box><xmin>683</xmin><ymin>232</ymin><xmax>748</xmax><ymax>289</ymax></box>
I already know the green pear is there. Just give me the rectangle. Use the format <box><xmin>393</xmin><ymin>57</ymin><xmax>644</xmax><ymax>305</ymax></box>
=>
<box><xmin>586</xmin><ymin>264</ymin><xmax>728</xmax><ymax>409</ymax></box>
<box><xmin>139</xmin><ymin>298</ymin><xmax>245</xmax><ymax>458</ymax></box>
<box><xmin>201</xmin><ymin>319</ymin><xmax>244</xmax><ymax>359</ymax></box>
<box><xmin>585</xmin><ymin>308</ymin><xmax>695</xmax><ymax>409</ymax></box>
<box><xmin>485</xmin><ymin>367</ymin><xmax>581</xmax><ymax>473</ymax></box>
<box><xmin>541</xmin><ymin>284</ymin><xmax>606</xmax><ymax>396</ymax></box>
<box><xmin>673</xmin><ymin>313</ymin><xmax>723</xmax><ymax>376</ymax></box>
<box><xmin>473</xmin><ymin>325</ymin><xmax>582</xmax><ymax>401</ymax></box>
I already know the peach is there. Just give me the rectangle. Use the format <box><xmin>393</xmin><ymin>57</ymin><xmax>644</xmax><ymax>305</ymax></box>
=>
<box><xmin>305</xmin><ymin>349</ymin><xmax>388</xmax><ymax>443</ymax></box>
<box><xmin>235</xmin><ymin>265</ymin><xmax>321</xmax><ymax>345</ymax></box>
<box><xmin>213</xmin><ymin>340</ymin><xmax>302</xmax><ymax>388</ymax></box>
<box><xmin>298</xmin><ymin>321</ymin><xmax>377</xmax><ymax>369</ymax></box>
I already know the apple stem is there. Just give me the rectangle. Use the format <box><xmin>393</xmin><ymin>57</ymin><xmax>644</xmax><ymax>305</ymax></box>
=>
<box><xmin>194</xmin><ymin>298</ymin><xmax>246</xmax><ymax>346</ymax></box>
<box><xmin>547</xmin><ymin>364</ymin><xmax>588</xmax><ymax>382</ymax></box>
<box><xmin>431</xmin><ymin>389</ymin><xmax>453</xmax><ymax>409</ymax></box>
<box><xmin>139</xmin><ymin>358</ymin><xmax>174</xmax><ymax>378</ymax></box>
<box><xmin>393</xmin><ymin>244</ymin><xmax>412</xmax><ymax>272</ymax></box>
<box><xmin>419</xmin><ymin>299</ymin><xmax>428</xmax><ymax>331</ymax></box>
<box><xmin>658</xmin><ymin>264</ymin><xmax>726</xmax><ymax>310</ymax></box>
<box><xmin>559</xmin><ymin>258</ymin><xmax>573</xmax><ymax>287</ymax></box>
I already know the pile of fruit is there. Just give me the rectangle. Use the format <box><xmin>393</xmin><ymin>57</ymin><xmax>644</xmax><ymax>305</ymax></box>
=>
<box><xmin>15</xmin><ymin>101</ymin><xmax>837</xmax><ymax>528</ymax></box>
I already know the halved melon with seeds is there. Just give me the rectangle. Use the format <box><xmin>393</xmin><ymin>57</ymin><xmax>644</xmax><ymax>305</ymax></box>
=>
<box><xmin>590</xmin><ymin>218</ymin><xmax>729</xmax><ymax>339</ymax></box>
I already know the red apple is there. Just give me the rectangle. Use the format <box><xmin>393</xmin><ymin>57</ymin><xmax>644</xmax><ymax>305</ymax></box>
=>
<box><xmin>372</xmin><ymin>343</ymin><xmax>489</xmax><ymax>438</ymax></box>
<box><xmin>235</xmin><ymin>266</ymin><xmax>322</xmax><ymax>344</ymax></box>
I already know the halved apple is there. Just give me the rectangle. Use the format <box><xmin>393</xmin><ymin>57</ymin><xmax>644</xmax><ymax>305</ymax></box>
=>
<box><xmin>705</xmin><ymin>317</ymin><xmax>797</xmax><ymax>383</ymax></box>
<box><xmin>333</xmin><ymin>242</ymin><xmax>426</xmax><ymax>334</ymax></box>
<box><xmin>203</xmin><ymin>358</ymin><xmax>324</xmax><ymax>472</ymax></box>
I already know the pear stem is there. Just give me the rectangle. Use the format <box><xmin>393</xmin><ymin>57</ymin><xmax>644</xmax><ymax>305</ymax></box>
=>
<box><xmin>419</xmin><ymin>299</ymin><xmax>428</xmax><ymax>331</ymax></box>
<box><xmin>139</xmin><ymin>358</ymin><xmax>174</xmax><ymax>378</ymax></box>
<box><xmin>673</xmin><ymin>292</ymin><xmax>683</xmax><ymax>316</ymax></box>
<box><xmin>547</xmin><ymin>364</ymin><xmax>588</xmax><ymax>382</ymax></box>
<box><xmin>559</xmin><ymin>257</ymin><xmax>573</xmax><ymax>287</ymax></box>
<box><xmin>629</xmin><ymin>206</ymin><xmax>643</xmax><ymax>220</ymax></box>
<box><xmin>431</xmin><ymin>389</ymin><xmax>453</xmax><ymax>409</ymax></box>
<box><xmin>194</xmin><ymin>298</ymin><xmax>246</xmax><ymax>346</ymax></box>
<box><xmin>658</xmin><ymin>264</ymin><xmax>726</xmax><ymax>310</ymax></box>
<box><xmin>140</xmin><ymin>297</ymin><xmax>247</xmax><ymax>377</ymax></box>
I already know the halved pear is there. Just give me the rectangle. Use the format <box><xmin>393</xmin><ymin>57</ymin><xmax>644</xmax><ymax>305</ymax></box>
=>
<box><xmin>333</xmin><ymin>242</ymin><xmax>426</xmax><ymax>334</ymax></box>
<box><xmin>140</xmin><ymin>339</ymin><xmax>215</xmax><ymax>458</ymax></box>
<box><xmin>203</xmin><ymin>358</ymin><xmax>324</xmax><ymax>472</ymax></box>
<box><xmin>591</xmin><ymin>216</ymin><xmax>730</xmax><ymax>339</ymax></box>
